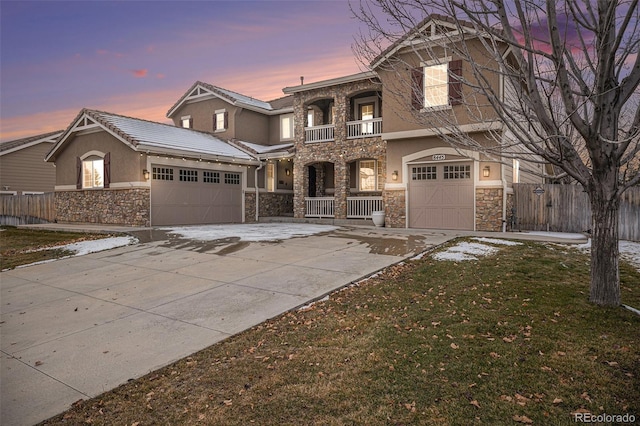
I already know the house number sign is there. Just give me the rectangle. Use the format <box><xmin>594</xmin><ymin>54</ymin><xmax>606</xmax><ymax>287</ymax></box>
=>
<box><xmin>432</xmin><ymin>154</ymin><xmax>446</xmax><ymax>161</ymax></box>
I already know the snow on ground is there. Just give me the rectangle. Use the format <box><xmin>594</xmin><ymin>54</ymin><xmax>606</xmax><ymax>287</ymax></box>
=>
<box><xmin>433</xmin><ymin>241</ymin><xmax>500</xmax><ymax>262</ymax></box>
<box><xmin>471</xmin><ymin>237</ymin><xmax>523</xmax><ymax>246</ymax></box>
<box><xmin>161</xmin><ymin>223</ymin><xmax>338</xmax><ymax>242</ymax></box>
<box><xmin>62</xmin><ymin>236</ymin><xmax>138</xmax><ymax>256</ymax></box>
<box><xmin>576</xmin><ymin>239</ymin><xmax>640</xmax><ymax>272</ymax></box>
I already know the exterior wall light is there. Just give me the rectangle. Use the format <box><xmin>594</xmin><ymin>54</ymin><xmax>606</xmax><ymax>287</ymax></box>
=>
<box><xmin>143</xmin><ymin>169</ymin><xmax>150</xmax><ymax>180</ymax></box>
<box><xmin>483</xmin><ymin>166</ymin><xmax>491</xmax><ymax>178</ymax></box>
<box><xmin>392</xmin><ymin>170</ymin><xmax>398</xmax><ymax>181</ymax></box>
<box><xmin>286</xmin><ymin>168</ymin><xmax>290</xmax><ymax>176</ymax></box>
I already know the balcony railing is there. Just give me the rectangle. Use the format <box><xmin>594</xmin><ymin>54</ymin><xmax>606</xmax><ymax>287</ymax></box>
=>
<box><xmin>305</xmin><ymin>197</ymin><xmax>334</xmax><ymax>218</ymax></box>
<box><xmin>305</xmin><ymin>124</ymin><xmax>335</xmax><ymax>143</ymax></box>
<box><xmin>346</xmin><ymin>118</ymin><xmax>382</xmax><ymax>139</ymax></box>
<box><xmin>305</xmin><ymin>196</ymin><xmax>384</xmax><ymax>219</ymax></box>
<box><xmin>347</xmin><ymin>196</ymin><xmax>383</xmax><ymax>219</ymax></box>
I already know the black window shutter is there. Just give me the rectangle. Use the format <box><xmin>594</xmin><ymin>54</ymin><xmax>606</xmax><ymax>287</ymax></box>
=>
<box><xmin>76</xmin><ymin>157</ymin><xmax>82</xmax><ymax>189</ymax></box>
<box><xmin>213</xmin><ymin>114</ymin><xmax>218</xmax><ymax>131</ymax></box>
<box><xmin>189</xmin><ymin>117</ymin><xmax>193</xmax><ymax>128</ymax></box>
<box><xmin>104</xmin><ymin>152</ymin><xmax>111</xmax><ymax>188</ymax></box>
<box><xmin>223</xmin><ymin>111</ymin><xmax>229</xmax><ymax>129</ymax></box>
<box><xmin>411</xmin><ymin>67</ymin><xmax>424</xmax><ymax>110</ymax></box>
<box><xmin>449</xmin><ymin>60</ymin><xmax>463</xmax><ymax>106</ymax></box>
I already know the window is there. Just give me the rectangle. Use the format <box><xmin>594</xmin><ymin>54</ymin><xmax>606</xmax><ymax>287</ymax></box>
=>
<box><xmin>266</xmin><ymin>163</ymin><xmax>275</xmax><ymax>192</ymax></box>
<box><xmin>181</xmin><ymin>116</ymin><xmax>192</xmax><ymax>128</ymax></box>
<box><xmin>203</xmin><ymin>171</ymin><xmax>220</xmax><ymax>183</ymax></box>
<box><xmin>280</xmin><ymin>114</ymin><xmax>294</xmax><ymax>140</ymax></box>
<box><xmin>444</xmin><ymin>165</ymin><xmax>471</xmax><ymax>180</ymax></box>
<box><xmin>513</xmin><ymin>159</ymin><xmax>520</xmax><ymax>183</ymax></box>
<box><xmin>83</xmin><ymin>157</ymin><xmax>104</xmax><ymax>188</ymax></box>
<box><xmin>225</xmin><ymin>172</ymin><xmax>241</xmax><ymax>185</ymax></box>
<box><xmin>179</xmin><ymin>169</ymin><xmax>198</xmax><ymax>182</ymax></box>
<box><xmin>214</xmin><ymin>110</ymin><xmax>228</xmax><ymax>131</ymax></box>
<box><xmin>153</xmin><ymin>167</ymin><xmax>174</xmax><ymax>180</ymax></box>
<box><xmin>411</xmin><ymin>60</ymin><xmax>463</xmax><ymax>109</ymax></box>
<box><xmin>412</xmin><ymin>166</ymin><xmax>437</xmax><ymax>180</ymax></box>
<box><xmin>360</xmin><ymin>103</ymin><xmax>375</xmax><ymax>134</ymax></box>
<box><xmin>307</xmin><ymin>111</ymin><xmax>314</xmax><ymax>127</ymax></box>
<box><xmin>359</xmin><ymin>160</ymin><xmax>377</xmax><ymax>191</ymax></box>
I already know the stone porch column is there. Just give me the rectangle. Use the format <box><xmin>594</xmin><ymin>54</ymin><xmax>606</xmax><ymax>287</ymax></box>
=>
<box><xmin>293</xmin><ymin>161</ymin><xmax>307</xmax><ymax>219</ymax></box>
<box><xmin>334</xmin><ymin>161</ymin><xmax>348</xmax><ymax>219</ymax></box>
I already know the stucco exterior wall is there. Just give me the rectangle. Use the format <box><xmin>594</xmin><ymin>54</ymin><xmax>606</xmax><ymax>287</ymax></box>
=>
<box><xmin>171</xmin><ymin>98</ymin><xmax>240</xmax><ymax>139</ymax></box>
<box><xmin>51</xmin><ymin>131</ymin><xmax>144</xmax><ymax>186</ymax></box>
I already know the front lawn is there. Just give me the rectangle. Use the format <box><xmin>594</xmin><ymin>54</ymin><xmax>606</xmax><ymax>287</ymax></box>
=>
<box><xmin>41</xmin><ymin>238</ymin><xmax>640</xmax><ymax>425</ymax></box>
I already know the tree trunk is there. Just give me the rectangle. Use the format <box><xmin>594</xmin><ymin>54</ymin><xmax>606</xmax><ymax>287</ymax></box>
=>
<box><xmin>588</xmin><ymin>189</ymin><xmax>621</xmax><ymax>306</ymax></box>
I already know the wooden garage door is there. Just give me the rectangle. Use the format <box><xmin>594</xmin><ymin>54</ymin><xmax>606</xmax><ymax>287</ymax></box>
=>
<box><xmin>150</xmin><ymin>166</ymin><xmax>242</xmax><ymax>226</ymax></box>
<box><xmin>408</xmin><ymin>162</ymin><xmax>474</xmax><ymax>230</ymax></box>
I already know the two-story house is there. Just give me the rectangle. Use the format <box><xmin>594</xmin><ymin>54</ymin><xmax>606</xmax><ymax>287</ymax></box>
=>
<box><xmin>39</xmin><ymin>14</ymin><xmax>541</xmax><ymax>230</ymax></box>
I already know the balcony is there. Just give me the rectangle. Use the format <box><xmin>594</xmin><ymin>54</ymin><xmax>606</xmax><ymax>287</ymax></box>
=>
<box><xmin>305</xmin><ymin>124</ymin><xmax>335</xmax><ymax>143</ymax></box>
<box><xmin>304</xmin><ymin>118</ymin><xmax>382</xmax><ymax>143</ymax></box>
<box><xmin>346</xmin><ymin>118</ymin><xmax>382</xmax><ymax>139</ymax></box>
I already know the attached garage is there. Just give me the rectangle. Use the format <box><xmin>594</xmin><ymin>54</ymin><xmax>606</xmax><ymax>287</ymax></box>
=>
<box><xmin>150</xmin><ymin>165</ymin><xmax>243</xmax><ymax>226</ymax></box>
<box><xmin>408</xmin><ymin>161</ymin><xmax>474</xmax><ymax>230</ymax></box>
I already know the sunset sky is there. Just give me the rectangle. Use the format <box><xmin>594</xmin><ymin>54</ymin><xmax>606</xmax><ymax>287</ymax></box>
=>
<box><xmin>0</xmin><ymin>0</ymin><xmax>376</xmax><ymax>142</ymax></box>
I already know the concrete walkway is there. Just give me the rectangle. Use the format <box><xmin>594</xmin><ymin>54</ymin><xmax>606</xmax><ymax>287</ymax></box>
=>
<box><xmin>1</xmin><ymin>224</ymin><xmax>587</xmax><ymax>425</ymax></box>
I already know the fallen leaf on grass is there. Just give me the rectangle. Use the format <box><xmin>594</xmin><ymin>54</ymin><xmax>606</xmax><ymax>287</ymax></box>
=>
<box><xmin>553</xmin><ymin>398</ymin><xmax>563</xmax><ymax>404</ymax></box>
<box><xmin>541</xmin><ymin>366</ymin><xmax>553</xmax><ymax>372</ymax></box>
<box><xmin>470</xmin><ymin>400</ymin><xmax>481</xmax><ymax>409</ymax></box>
<box><xmin>500</xmin><ymin>395</ymin><xmax>513</xmax><ymax>402</ymax></box>
<box><xmin>404</xmin><ymin>401</ymin><xmax>416</xmax><ymax>412</ymax></box>
<box><xmin>450</xmin><ymin>343</ymin><xmax>459</xmax><ymax>349</ymax></box>
<box><xmin>513</xmin><ymin>414</ymin><xmax>533</xmax><ymax>424</ymax></box>
<box><xmin>490</xmin><ymin>352</ymin><xmax>501</xmax><ymax>358</ymax></box>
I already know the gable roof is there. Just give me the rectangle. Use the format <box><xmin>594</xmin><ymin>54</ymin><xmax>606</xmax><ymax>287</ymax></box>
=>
<box><xmin>0</xmin><ymin>130</ymin><xmax>63</xmax><ymax>156</ymax></box>
<box><xmin>45</xmin><ymin>109</ymin><xmax>258</xmax><ymax>164</ymax></box>
<box><xmin>370</xmin><ymin>14</ymin><xmax>478</xmax><ymax>69</ymax></box>
<box><xmin>231</xmin><ymin>140</ymin><xmax>295</xmax><ymax>160</ymax></box>
<box><xmin>167</xmin><ymin>81</ymin><xmax>293</xmax><ymax>118</ymax></box>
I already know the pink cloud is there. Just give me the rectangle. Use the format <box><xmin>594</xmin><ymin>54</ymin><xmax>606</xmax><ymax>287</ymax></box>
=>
<box><xmin>131</xmin><ymin>69</ymin><xmax>148</xmax><ymax>78</ymax></box>
<box><xmin>156</xmin><ymin>73</ymin><xmax>166</xmax><ymax>79</ymax></box>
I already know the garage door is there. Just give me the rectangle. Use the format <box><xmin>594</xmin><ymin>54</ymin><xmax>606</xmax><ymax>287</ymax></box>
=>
<box><xmin>408</xmin><ymin>162</ymin><xmax>474</xmax><ymax>230</ymax></box>
<box><xmin>150</xmin><ymin>165</ymin><xmax>242</xmax><ymax>226</ymax></box>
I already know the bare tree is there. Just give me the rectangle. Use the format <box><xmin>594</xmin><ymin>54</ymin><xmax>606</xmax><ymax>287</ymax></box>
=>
<box><xmin>352</xmin><ymin>0</ymin><xmax>639</xmax><ymax>306</ymax></box>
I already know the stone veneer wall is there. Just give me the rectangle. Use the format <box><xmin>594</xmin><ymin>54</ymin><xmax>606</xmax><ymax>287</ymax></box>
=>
<box><xmin>56</xmin><ymin>189</ymin><xmax>150</xmax><ymax>226</ymax></box>
<box><xmin>245</xmin><ymin>192</ymin><xmax>294</xmax><ymax>222</ymax></box>
<box><xmin>292</xmin><ymin>79</ymin><xmax>386</xmax><ymax>219</ymax></box>
<box><xmin>383</xmin><ymin>189</ymin><xmax>406</xmax><ymax>228</ymax></box>
<box><xmin>475</xmin><ymin>188</ymin><xmax>504</xmax><ymax>231</ymax></box>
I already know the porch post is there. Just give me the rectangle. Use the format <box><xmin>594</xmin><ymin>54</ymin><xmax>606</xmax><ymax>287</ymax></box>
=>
<box><xmin>334</xmin><ymin>161</ymin><xmax>348</xmax><ymax>219</ymax></box>
<box><xmin>293</xmin><ymin>161</ymin><xmax>307</xmax><ymax>218</ymax></box>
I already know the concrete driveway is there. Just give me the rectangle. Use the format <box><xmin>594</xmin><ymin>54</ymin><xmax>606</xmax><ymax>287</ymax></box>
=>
<box><xmin>1</xmin><ymin>224</ymin><xmax>452</xmax><ymax>426</ymax></box>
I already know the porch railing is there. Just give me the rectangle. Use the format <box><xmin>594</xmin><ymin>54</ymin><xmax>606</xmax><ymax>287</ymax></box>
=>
<box><xmin>347</xmin><ymin>196</ymin><xmax>383</xmax><ymax>218</ymax></box>
<box><xmin>305</xmin><ymin>196</ymin><xmax>384</xmax><ymax>219</ymax></box>
<box><xmin>346</xmin><ymin>118</ymin><xmax>382</xmax><ymax>139</ymax></box>
<box><xmin>305</xmin><ymin>197</ymin><xmax>335</xmax><ymax>218</ymax></box>
<box><xmin>305</xmin><ymin>124</ymin><xmax>335</xmax><ymax>143</ymax></box>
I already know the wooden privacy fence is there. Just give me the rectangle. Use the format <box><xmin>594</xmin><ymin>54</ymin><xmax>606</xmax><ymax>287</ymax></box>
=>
<box><xmin>513</xmin><ymin>184</ymin><xmax>640</xmax><ymax>241</ymax></box>
<box><xmin>0</xmin><ymin>193</ymin><xmax>56</xmax><ymax>225</ymax></box>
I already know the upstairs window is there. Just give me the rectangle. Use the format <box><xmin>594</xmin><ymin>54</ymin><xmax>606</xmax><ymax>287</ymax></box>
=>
<box><xmin>214</xmin><ymin>110</ymin><xmax>228</xmax><ymax>132</ymax></box>
<box><xmin>280</xmin><ymin>114</ymin><xmax>294</xmax><ymax>140</ymax></box>
<box><xmin>83</xmin><ymin>157</ymin><xmax>104</xmax><ymax>188</ymax></box>
<box><xmin>181</xmin><ymin>116</ymin><xmax>193</xmax><ymax>128</ymax></box>
<box><xmin>411</xmin><ymin>59</ymin><xmax>463</xmax><ymax>109</ymax></box>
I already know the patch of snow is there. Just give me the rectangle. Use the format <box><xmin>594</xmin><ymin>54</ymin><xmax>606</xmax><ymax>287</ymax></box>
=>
<box><xmin>471</xmin><ymin>237</ymin><xmax>522</xmax><ymax>246</ymax></box>
<box><xmin>432</xmin><ymin>241</ymin><xmax>498</xmax><ymax>262</ymax></box>
<box><xmin>570</xmin><ymin>239</ymin><xmax>640</xmax><ymax>272</ymax></box>
<box><xmin>63</xmin><ymin>236</ymin><xmax>138</xmax><ymax>256</ymax></box>
<box><xmin>161</xmin><ymin>223</ymin><xmax>338</xmax><ymax>242</ymax></box>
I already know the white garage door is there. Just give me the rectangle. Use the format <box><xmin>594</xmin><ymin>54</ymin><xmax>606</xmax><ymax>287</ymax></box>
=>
<box><xmin>408</xmin><ymin>162</ymin><xmax>474</xmax><ymax>230</ymax></box>
<box><xmin>150</xmin><ymin>165</ymin><xmax>242</xmax><ymax>226</ymax></box>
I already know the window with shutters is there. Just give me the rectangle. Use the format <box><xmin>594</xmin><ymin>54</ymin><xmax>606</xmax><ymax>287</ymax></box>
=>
<box><xmin>181</xmin><ymin>116</ymin><xmax>193</xmax><ymax>128</ymax></box>
<box><xmin>83</xmin><ymin>157</ymin><xmax>104</xmax><ymax>188</ymax></box>
<box><xmin>214</xmin><ymin>109</ymin><xmax>228</xmax><ymax>132</ymax></box>
<box><xmin>412</xmin><ymin>59</ymin><xmax>463</xmax><ymax>109</ymax></box>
